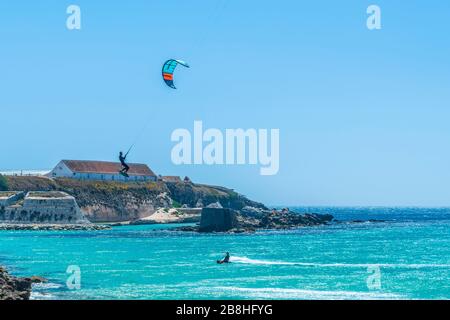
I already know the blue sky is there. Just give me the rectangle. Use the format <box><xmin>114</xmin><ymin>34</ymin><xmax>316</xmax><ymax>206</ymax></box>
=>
<box><xmin>1</xmin><ymin>1</ymin><xmax>450</xmax><ymax>206</ymax></box>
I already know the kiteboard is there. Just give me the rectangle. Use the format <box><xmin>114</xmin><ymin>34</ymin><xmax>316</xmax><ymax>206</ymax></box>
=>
<box><xmin>119</xmin><ymin>171</ymin><xmax>129</xmax><ymax>178</ymax></box>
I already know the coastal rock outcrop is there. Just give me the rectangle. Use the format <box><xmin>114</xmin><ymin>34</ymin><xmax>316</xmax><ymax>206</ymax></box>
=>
<box><xmin>5</xmin><ymin>176</ymin><xmax>267</xmax><ymax>223</ymax></box>
<box><xmin>164</xmin><ymin>182</ymin><xmax>267</xmax><ymax>211</ymax></box>
<box><xmin>0</xmin><ymin>266</ymin><xmax>46</xmax><ymax>300</ymax></box>
<box><xmin>179</xmin><ymin>207</ymin><xmax>334</xmax><ymax>233</ymax></box>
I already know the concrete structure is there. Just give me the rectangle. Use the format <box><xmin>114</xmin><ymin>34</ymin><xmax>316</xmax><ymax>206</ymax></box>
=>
<box><xmin>199</xmin><ymin>208</ymin><xmax>238</xmax><ymax>232</ymax></box>
<box><xmin>0</xmin><ymin>191</ymin><xmax>90</xmax><ymax>224</ymax></box>
<box><xmin>0</xmin><ymin>192</ymin><xmax>24</xmax><ymax>207</ymax></box>
<box><xmin>47</xmin><ymin>160</ymin><xmax>157</xmax><ymax>182</ymax></box>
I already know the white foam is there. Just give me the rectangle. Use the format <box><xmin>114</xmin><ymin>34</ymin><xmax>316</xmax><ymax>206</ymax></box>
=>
<box><xmin>230</xmin><ymin>256</ymin><xmax>296</xmax><ymax>265</ymax></box>
<box><xmin>30</xmin><ymin>282</ymin><xmax>62</xmax><ymax>300</ymax></box>
<box><xmin>32</xmin><ymin>282</ymin><xmax>63</xmax><ymax>290</ymax></box>
<box><xmin>230</xmin><ymin>256</ymin><xmax>450</xmax><ymax>268</ymax></box>
<box><xmin>212</xmin><ymin>286</ymin><xmax>403</xmax><ymax>300</ymax></box>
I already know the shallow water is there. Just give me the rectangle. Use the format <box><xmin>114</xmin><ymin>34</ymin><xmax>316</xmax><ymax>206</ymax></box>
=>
<box><xmin>1</xmin><ymin>207</ymin><xmax>449</xmax><ymax>300</ymax></box>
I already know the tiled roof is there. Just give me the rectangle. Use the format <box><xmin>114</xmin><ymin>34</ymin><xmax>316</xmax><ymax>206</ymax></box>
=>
<box><xmin>62</xmin><ymin>160</ymin><xmax>156</xmax><ymax>177</ymax></box>
<box><xmin>161</xmin><ymin>176</ymin><xmax>182</xmax><ymax>183</ymax></box>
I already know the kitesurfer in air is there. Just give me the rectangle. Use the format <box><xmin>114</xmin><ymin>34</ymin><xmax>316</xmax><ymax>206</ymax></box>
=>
<box><xmin>119</xmin><ymin>151</ymin><xmax>130</xmax><ymax>175</ymax></box>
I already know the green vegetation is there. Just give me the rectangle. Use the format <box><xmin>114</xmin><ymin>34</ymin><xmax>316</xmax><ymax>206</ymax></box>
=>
<box><xmin>0</xmin><ymin>174</ymin><xmax>9</xmax><ymax>191</ymax></box>
<box><xmin>172</xmin><ymin>200</ymin><xmax>182</xmax><ymax>208</ymax></box>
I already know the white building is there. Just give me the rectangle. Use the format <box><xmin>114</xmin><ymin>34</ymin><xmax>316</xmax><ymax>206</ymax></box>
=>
<box><xmin>47</xmin><ymin>160</ymin><xmax>157</xmax><ymax>182</ymax></box>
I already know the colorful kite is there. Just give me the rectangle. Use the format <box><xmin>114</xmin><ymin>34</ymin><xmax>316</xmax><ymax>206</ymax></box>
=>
<box><xmin>162</xmin><ymin>59</ymin><xmax>190</xmax><ymax>89</ymax></box>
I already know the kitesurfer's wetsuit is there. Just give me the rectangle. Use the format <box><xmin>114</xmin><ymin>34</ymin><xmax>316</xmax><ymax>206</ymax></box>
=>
<box><xmin>119</xmin><ymin>152</ymin><xmax>130</xmax><ymax>174</ymax></box>
<box><xmin>223</xmin><ymin>253</ymin><xmax>230</xmax><ymax>263</ymax></box>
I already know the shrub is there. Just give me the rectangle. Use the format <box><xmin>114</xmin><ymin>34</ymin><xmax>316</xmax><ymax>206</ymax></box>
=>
<box><xmin>0</xmin><ymin>174</ymin><xmax>8</xmax><ymax>191</ymax></box>
<box><xmin>172</xmin><ymin>200</ymin><xmax>182</xmax><ymax>208</ymax></box>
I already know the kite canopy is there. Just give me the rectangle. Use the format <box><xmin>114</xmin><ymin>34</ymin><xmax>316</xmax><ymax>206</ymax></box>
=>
<box><xmin>162</xmin><ymin>59</ymin><xmax>190</xmax><ymax>89</ymax></box>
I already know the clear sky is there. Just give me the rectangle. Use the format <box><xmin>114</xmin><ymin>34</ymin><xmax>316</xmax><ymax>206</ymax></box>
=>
<box><xmin>1</xmin><ymin>1</ymin><xmax>450</xmax><ymax>206</ymax></box>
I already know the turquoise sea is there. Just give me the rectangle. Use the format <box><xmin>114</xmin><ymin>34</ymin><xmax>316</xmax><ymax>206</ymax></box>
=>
<box><xmin>1</xmin><ymin>207</ymin><xmax>450</xmax><ymax>300</ymax></box>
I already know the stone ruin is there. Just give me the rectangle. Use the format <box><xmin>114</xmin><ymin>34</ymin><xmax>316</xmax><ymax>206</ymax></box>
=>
<box><xmin>0</xmin><ymin>191</ymin><xmax>90</xmax><ymax>224</ymax></box>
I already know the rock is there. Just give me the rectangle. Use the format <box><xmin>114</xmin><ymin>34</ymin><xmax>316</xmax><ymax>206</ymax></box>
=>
<box><xmin>195</xmin><ymin>199</ymin><xmax>204</xmax><ymax>208</ymax></box>
<box><xmin>178</xmin><ymin>208</ymin><xmax>333</xmax><ymax>233</ymax></box>
<box><xmin>256</xmin><ymin>211</ymin><xmax>333</xmax><ymax>229</ymax></box>
<box><xmin>206</xmin><ymin>202</ymin><xmax>223</xmax><ymax>209</ymax></box>
<box><xmin>0</xmin><ymin>266</ymin><xmax>46</xmax><ymax>300</ymax></box>
<box><xmin>27</xmin><ymin>276</ymin><xmax>48</xmax><ymax>284</ymax></box>
<box><xmin>240</xmin><ymin>206</ymin><xmax>266</xmax><ymax>218</ymax></box>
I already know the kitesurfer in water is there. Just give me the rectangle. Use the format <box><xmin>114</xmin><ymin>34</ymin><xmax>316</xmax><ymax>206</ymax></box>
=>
<box><xmin>119</xmin><ymin>151</ymin><xmax>130</xmax><ymax>175</ymax></box>
<box><xmin>217</xmin><ymin>252</ymin><xmax>230</xmax><ymax>264</ymax></box>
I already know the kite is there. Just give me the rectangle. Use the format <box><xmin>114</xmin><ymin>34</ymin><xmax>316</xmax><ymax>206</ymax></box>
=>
<box><xmin>162</xmin><ymin>59</ymin><xmax>190</xmax><ymax>89</ymax></box>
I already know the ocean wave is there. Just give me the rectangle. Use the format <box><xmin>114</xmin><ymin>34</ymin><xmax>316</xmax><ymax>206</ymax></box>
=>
<box><xmin>211</xmin><ymin>286</ymin><xmax>403</xmax><ymax>300</ymax></box>
<box><xmin>30</xmin><ymin>292</ymin><xmax>55</xmax><ymax>300</ymax></box>
<box><xmin>30</xmin><ymin>282</ymin><xmax>63</xmax><ymax>300</ymax></box>
<box><xmin>230</xmin><ymin>256</ymin><xmax>450</xmax><ymax>268</ymax></box>
<box><xmin>32</xmin><ymin>282</ymin><xmax>63</xmax><ymax>290</ymax></box>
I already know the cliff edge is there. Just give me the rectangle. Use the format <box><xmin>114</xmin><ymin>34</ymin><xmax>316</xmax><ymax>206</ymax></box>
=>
<box><xmin>5</xmin><ymin>176</ymin><xmax>267</xmax><ymax>223</ymax></box>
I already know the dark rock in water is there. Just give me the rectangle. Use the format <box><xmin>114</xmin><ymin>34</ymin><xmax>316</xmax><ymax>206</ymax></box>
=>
<box><xmin>176</xmin><ymin>225</ymin><xmax>199</xmax><ymax>232</ymax></box>
<box><xmin>243</xmin><ymin>209</ymin><xmax>334</xmax><ymax>230</ymax></box>
<box><xmin>0</xmin><ymin>266</ymin><xmax>46</xmax><ymax>300</ymax></box>
<box><xmin>199</xmin><ymin>208</ymin><xmax>238</xmax><ymax>232</ymax></box>
<box><xmin>240</xmin><ymin>206</ymin><xmax>266</xmax><ymax>218</ymax></box>
<box><xmin>179</xmin><ymin>206</ymin><xmax>334</xmax><ymax>233</ymax></box>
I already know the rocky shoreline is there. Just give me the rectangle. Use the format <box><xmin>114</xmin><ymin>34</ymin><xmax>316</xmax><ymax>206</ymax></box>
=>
<box><xmin>0</xmin><ymin>266</ymin><xmax>46</xmax><ymax>300</ymax></box>
<box><xmin>0</xmin><ymin>223</ymin><xmax>111</xmax><ymax>231</ymax></box>
<box><xmin>177</xmin><ymin>206</ymin><xmax>334</xmax><ymax>233</ymax></box>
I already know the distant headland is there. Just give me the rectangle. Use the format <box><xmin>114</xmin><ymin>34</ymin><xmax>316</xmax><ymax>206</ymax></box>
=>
<box><xmin>0</xmin><ymin>159</ymin><xmax>333</xmax><ymax>232</ymax></box>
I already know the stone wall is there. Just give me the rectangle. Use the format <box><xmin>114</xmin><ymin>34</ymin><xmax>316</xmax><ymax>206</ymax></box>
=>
<box><xmin>0</xmin><ymin>191</ymin><xmax>90</xmax><ymax>224</ymax></box>
<box><xmin>0</xmin><ymin>192</ymin><xmax>24</xmax><ymax>207</ymax></box>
